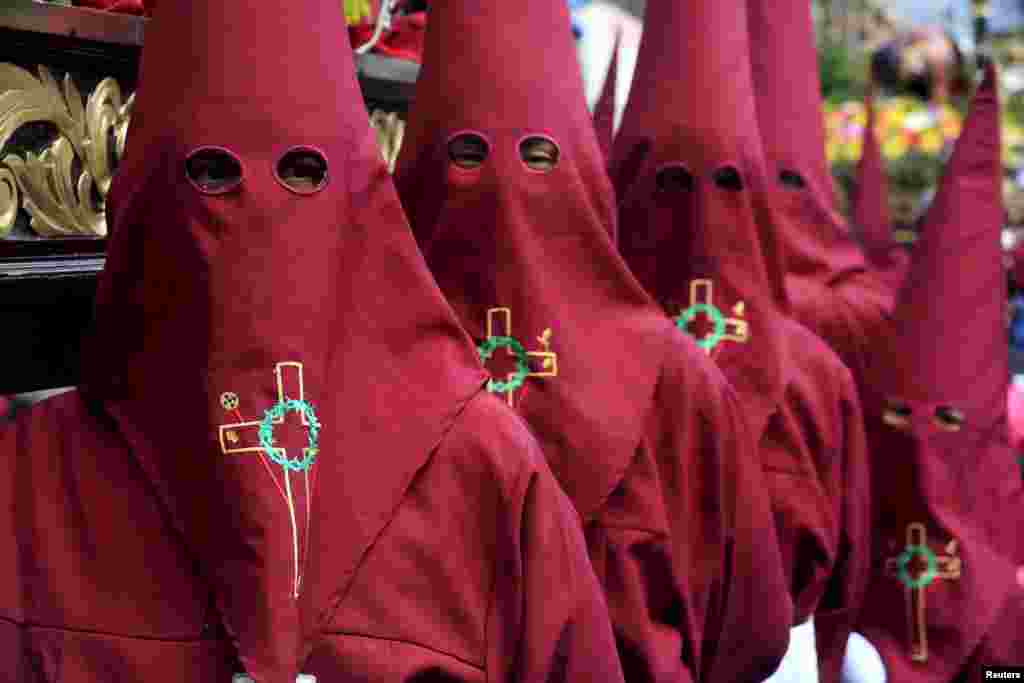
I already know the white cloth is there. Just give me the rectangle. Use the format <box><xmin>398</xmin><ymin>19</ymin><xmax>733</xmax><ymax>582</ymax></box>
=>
<box><xmin>840</xmin><ymin>633</ymin><xmax>887</xmax><ymax>683</ymax></box>
<box><xmin>762</xmin><ymin>617</ymin><xmax>819</xmax><ymax>683</ymax></box>
<box><xmin>574</xmin><ymin>1</ymin><xmax>642</xmax><ymax>135</ymax></box>
<box><xmin>233</xmin><ymin>676</ymin><xmax>315</xmax><ymax>683</ymax></box>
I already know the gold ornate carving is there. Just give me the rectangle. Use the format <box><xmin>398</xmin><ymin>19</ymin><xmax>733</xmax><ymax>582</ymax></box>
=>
<box><xmin>369</xmin><ymin>109</ymin><xmax>405</xmax><ymax>174</ymax></box>
<box><xmin>0</xmin><ymin>64</ymin><xmax>134</xmax><ymax>237</ymax></box>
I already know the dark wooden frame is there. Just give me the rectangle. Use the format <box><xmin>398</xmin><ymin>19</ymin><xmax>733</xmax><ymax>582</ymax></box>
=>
<box><xmin>0</xmin><ymin>1</ymin><xmax>417</xmax><ymax>393</ymax></box>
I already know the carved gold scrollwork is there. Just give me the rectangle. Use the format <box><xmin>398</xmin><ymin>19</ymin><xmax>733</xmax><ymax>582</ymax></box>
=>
<box><xmin>0</xmin><ymin>64</ymin><xmax>134</xmax><ymax>238</ymax></box>
<box><xmin>369</xmin><ymin>109</ymin><xmax>405</xmax><ymax>174</ymax></box>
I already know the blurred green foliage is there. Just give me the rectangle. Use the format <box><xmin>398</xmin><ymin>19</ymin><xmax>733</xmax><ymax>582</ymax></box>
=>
<box><xmin>819</xmin><ymin>35</ymin><xmax>869</xmax><ymax>105</ymax></box>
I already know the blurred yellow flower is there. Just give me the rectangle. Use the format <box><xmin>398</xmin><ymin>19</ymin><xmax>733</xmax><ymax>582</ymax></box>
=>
<box><xmin>919</xmin><ymin>129</ymin><xmax>944</xmax><ymax>154</ymax></box>
<box><xmin>344</xmin><ymin>0</ymin><xmax>372</xmax><ymax>25</ymax></box>
<box><xmin>883</xmin><ymin>136</ymin><xmax>908</xmax><ymax>160</ymax></box>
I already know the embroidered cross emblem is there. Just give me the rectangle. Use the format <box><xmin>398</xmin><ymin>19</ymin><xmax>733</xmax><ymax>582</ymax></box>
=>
<box><xmin>217</xmin><ymin>361</ymin><xmax>321</xmax><ymax>599</ymax></box>
<box><xmin>477</xmin><ymin>307</ymin><xmax>558</xmax><ymax>407</ymax></box>
<box><xmin>884</xmin><ymin>522</ymin><xmax>962</xmax><ymax>663</ymax></box>
<box><xmin>673</xmin><ymin>279</ymin><xmax>749</xmax><ymax>354</ymax></box>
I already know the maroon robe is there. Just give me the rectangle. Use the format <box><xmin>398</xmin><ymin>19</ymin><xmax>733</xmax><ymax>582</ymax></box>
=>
<box><xmin>856</xmin><ymin>64</ymin><xmax>1024</xmax><ymax>681</ymax></box>
<box><xmin>0</xmin><ymin>0</ymin><xmax>625</xmax><ymax>680</ymax></box>
<box><xmin>393</xmin><ymin>0</ymin><xmax>793</xmax><ymax>681</ymax></box>
<box><xmin>610</xmin><ymin>0</ymin><xmax>871</xmax><ymax>663</ymax></box>
<box><xmin>747</xmin><ymin>0</ymin><xmax>895</xmax><ymax>393</ymax></box>
<box><xmin>853</xmin><ymin>89</ymin><xmax>910</xmax><ymax>293</ymax></box>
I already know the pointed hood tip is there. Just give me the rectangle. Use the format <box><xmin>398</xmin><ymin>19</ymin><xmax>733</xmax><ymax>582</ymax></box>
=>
<box><xmin>981</xmin><ymin>60</ymin><xmax>998</xmax><ymax>91</ymax></box>
<box><xmin>879</xmin><ymin>54</ymin><xmax>1006</xmax><ymax>411</ymax></box>
<box><xmin>593</xmin><ymin>28</ymin><xmax>621</xmax><ymax>161</ymax></box>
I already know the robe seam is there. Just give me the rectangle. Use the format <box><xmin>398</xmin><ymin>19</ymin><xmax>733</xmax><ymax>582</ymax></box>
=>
<box><xmin>317</xmin><ymin>630</ymin><xmax>486</xmax><ymax>671</ymax></box>
<box><xmin>597</xmin><ymin>522</ymin><xmax>667</xmax><ymax>538</ymax></box>
<box><xmin>583</xmin><ymin>328</ymin><xmax>675</xmax><ymax>524</ymax></box>
<box><xmin>317</xmin><ymin>383</ymin><xmax>488</xmax><ymax>633</ymax></box>
<box><xmin>0</xmin><ymin>615</ymin><xmax>211</xmax><ymax>643</ymax></box>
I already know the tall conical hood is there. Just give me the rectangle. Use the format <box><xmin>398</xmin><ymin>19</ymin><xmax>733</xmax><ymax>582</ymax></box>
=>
<box><xmin>748</xmin><ymin>0</ymin><xmax>874</xmax><ymax>285</ymax></box>
<box><xmin>857</xmin><ymin>65</ymin><xmax>1024</xmax><ymax>678</ymax></box>
<box><xmin>610</xmin><ymin>0</ymin><xmax>791</xmax><ymax>438</ymax></box>
<box><xmin>592</xmin><ymin>30</ymin><xmax>619</xmax><ymax>166</ymax></box>
<box><xmin>878</xmin><ymin>64</ymin><xmax>1006</xmax><ymax>419</ymax></box>
<box><xmin>854</xmin><ymin>87</ymin><xmax>910</xmax><ymax>291</ymax></box>
<box><xmin>394</xmin><ymin>0</ymin><xmax>668</xmax><ymax>521</ymax></box>
<box><xmin>854</xmin><ymin>88</ymin><xmax>893</xmax><ymax>253</ymax></box>
<box><xmin>79</xmin><ymin>0</ymin><xmax>486</xmax><ymax>679</ymax></box>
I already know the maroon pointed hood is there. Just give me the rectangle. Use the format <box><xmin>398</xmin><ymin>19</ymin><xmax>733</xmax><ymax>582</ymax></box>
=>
<box><xmin>878</xmin><ymin>64</ymin><xmax>1006</xmax><ymax>416</ymax></box>
<box><xmin>79</xmin><ymin>0</ymin><xmax>486</xmax><ymax>679</ymax></box>
<box><xmin>857</xmin><ymin>64</ymin><xmax>1023</xmax><ymax>679</ymax></box>
<box><xmin>592</xmin><ymin>30</ymin><xmax>620</xmax><ymax>166</ymax></box>
<box><xmin>610</xmin><ymin>0</ymin><xmax>791</xmax><ymax>438</ymax></box>
<box><xmin>854</xmin><ymin>87</ymin><xmax>910</xmax><ymax>290</ymax></box>
<box><xmin>394</xmin><ymin>0</ymin><xmax>669</xmax><ymax>521</ymax></box>
<box><xmin>748</xmin><ymin>0</ymin><xmax>875</xmax><ymax>286</ymax></box>
<box><xmin>854</xmin><ymin>88</ymin><xmax>893</xmax><ymax>252</ymax></box>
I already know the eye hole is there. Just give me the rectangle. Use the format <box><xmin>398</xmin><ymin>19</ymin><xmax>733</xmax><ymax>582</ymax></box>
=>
<box><xmin>185</xmin><ymin>147</ymin><xmax>243</xmax><ymax>194</ymax></box>
<box><xmin>448</xmin><ymin>133</ymin><xmax>489</xmax><ymax>170</ymax></box>
<box><xmin>655</xmin><ymin>165</ymin><xmax>695</xmax><ymax>193</ymax></box>
<box><xmin>779</xmin><ymin>169</ymin><xmax>806</xmax><ymax>189</ymax></box>
<box><xmin>275</xmin><ymin>147</ymin><xmax>328</xmax><ymax>194</ymax></box>
<box><xmin>712</xmin><ymin>165</ymin><xmax>744</xmax><ymax>191</ymax></box>
<box><xmin>932</xmin><ymin>406</ymin><xmax>964</xmax><ymax>432</ymax></box>
<box><xmin>883</xmin><ymin>400</ymin><xmax>912</xmax><ymax>428</ymax></box>
<box><xmin>519</xmin><ymin>136</ymin><xmax>559</xmax><ymax>172</ymax></box>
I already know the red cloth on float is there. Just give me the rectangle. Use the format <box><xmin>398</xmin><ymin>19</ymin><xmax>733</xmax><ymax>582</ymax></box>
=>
<box><xmin>348</xmin><ymin>11</ymin><xmax>427</xmax><ymax>63</ymax></box>
<box><xmin>74</xmin><ymin>0</ymin><xmax>150</xmax><ymax>15</ymax></box>
<box><xmin>855</xmin><ymin>64</ymin><xmax>1024</xmax><ymax>681</ymax></box>
<box><xmin>853</xmin><ymin>88</ymin><xmax>911</xmax><ymax>294</ymax></box>
<box><xmin>747</xmin><ymin>0</ymin><xmax>894</xmax><ymax>391</ymax></box>
<box><xmin>393</xmin><ymin>0</ymin><xmax>793</xmax><ymax>680</ymax></box>
<box><xmin>609</xmin><ymin>0</ymin><xmax>870</xmax><ymax>666</ymax></box>
<box><xmin>0</xmin><ymin>0</ymin><xmax>624</xmax><ymax>680</ymax></box>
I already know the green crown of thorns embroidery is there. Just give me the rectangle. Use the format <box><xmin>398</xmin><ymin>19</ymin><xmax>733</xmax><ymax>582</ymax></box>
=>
<box><xmin>258</xmin><ymin>398</ymin><xmax>321</xmax><ymax>472</ymax></box>
<box><xmin>895</xmin><ymin>543</ymin><xmax>939</xmax><ymax>589</ymax></box>
<box><xmin>676</xmin><ymin>303</ymin><xmax>727</xmax><ymax>350</ymax></box>
<box><xmin>477</xmin><ymin>336</ymin><xmax>530</xmax><ymax>393</ymax></box>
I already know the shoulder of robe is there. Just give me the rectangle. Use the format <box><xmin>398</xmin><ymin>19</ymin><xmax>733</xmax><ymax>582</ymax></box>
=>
<box><xmin>653</xmin><ymin>324</ymin><xmax>740</xmax><ymax>426</ymax></box>
<box><xmin>433</xmin><ymin>389</ymin><xmax>552</xmax><ymax>499</ymax></box>
<box><xmin>1</xmin><ymin>390</ymin><xmax>123</xmax><ymax>460</ymax></box>
<box><xmin>0</xmin><ymin>390</ymin><xmax>214</xmax><ymax>638</ymax></box>
<box><xmin>779</xmin><ymin>318</ymin><xmax>867</xmax><ymax>472</ymax></box>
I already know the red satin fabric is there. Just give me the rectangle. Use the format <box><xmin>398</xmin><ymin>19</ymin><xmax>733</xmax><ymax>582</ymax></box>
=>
<box><xmin>348</xmin><ymin>11</ymin><xmax>427</xmax><ymax>62</ymax></box>
<box><xmin>74</xmin><ymin>0</ymin><xmax>151</xmax><ymax>15</ymax></box>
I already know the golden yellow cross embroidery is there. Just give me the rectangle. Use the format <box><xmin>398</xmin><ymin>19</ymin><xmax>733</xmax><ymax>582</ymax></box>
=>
<box><xmin>217</xmin><ymin>361</ymin><xmax>319</xmax><ymax>599</ymax></box>
<box><xmin>477</xmin><ymin>307</ymin><xmax>558</xmax><ymax>407</ymax></box>
<box><xmin>218</xmin><ymin>362</ymin><xmax>313</xmax><ymax>460</ymax></box>
<box><xmin>884</xmin><ymin>522</ymin><xmax>962</xmax><ymax>663</ymax></box>
<box><xmin>673</xmin><ymin>279</ymin><xmax>749</xmax><ymax>355</ymax></box>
